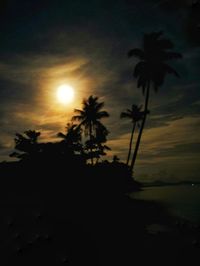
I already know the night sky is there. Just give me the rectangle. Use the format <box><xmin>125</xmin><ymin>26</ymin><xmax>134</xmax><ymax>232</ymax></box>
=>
<box><xmin>0</xmin><ymin>0</ymin><xmax>200</xmax><ymax>181</ymax></box>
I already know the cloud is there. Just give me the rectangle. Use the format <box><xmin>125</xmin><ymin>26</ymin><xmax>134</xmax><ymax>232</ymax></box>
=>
<box><xmin>153</xmin><ymin>0</ymin><xmax>200</xmax><ymax>47</ymax></box>
<box><xmin>0</xmin><ymin>142</ymin><xmax>8</xmax><ymax>150</ymax></box>
<box><xmin>107</xmin><ymin>115</ymin><xmax>200</xmax><ymax>181</ymax></box>
<box><xmin>136</xmin><ymin>116</ymin><xmax>200</xmax><ymax>157</ymax></box>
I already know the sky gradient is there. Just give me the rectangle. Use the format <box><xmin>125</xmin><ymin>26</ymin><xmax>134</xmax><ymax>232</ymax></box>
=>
<box><xmin>0</xmin><ymin>0</ymin><xmax>200</xmax><ymax>181</ymax></box>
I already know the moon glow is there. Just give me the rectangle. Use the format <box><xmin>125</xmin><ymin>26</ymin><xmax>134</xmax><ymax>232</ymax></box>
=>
<box><xmin>57</xmin><ymin>84</ymin><xmax>75</xmax><ymax>104</ymax></box>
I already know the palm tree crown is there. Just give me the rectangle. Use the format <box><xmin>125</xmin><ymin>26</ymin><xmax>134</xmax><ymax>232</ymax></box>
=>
<box><xmin>72</xmin><ymin>95</ymin><xmax>109</xmax><ymax>137</ymax></box>
<box><xmin>128</xmin><ymin>31</ymin><xmax>182</xmax><ymax>94</ymax></box>
<box><xmin>57</xmin><ymin>123</ymin><xmax>82</xmax><ymax>154</ymax></box>
<box><xmin>120</xmin><ymin>104</ymin><xmax>144</xmax><ymax>124</ymax></box>
<box><xmin>58</xmin><ymin>123</ymin><xmax>81</xmax><ymax>144</ymax></box>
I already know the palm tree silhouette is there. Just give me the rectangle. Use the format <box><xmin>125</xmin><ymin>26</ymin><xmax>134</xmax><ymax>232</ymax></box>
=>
<box><xmin>84</xmin><ymin>123</ymin><xmax>110</xmax><ymax>163</ymax></box>
<box><xmin>10</xmin><ymin>130</ymin><xmax>41</xmax><ymax>160</ymax></box>
<box><xmin>120</xmin><ymin>104</ymin><xmax>144</xmax><ymax>166</ymax></box>
<box><xmin>112</xmin><ymin>155</ymin><xmax>120</xmax><ymax>164</ymax></box>
<box><xmin>128</xmin><ymin>31</ymin><xmax>182</xmax><ymax>172</ymax></box>
<box><xmin>72</xmin><ymin>95</ymin><xmax>109</xmax><ymax>164</ymax></box>
<box><xmin>94</xmin><ymin>124</ymin><xmax>110</xmax><ymax>163</ymax></box>
<box><xmin>57</xmin><ymin>122</ymin><xmax>83</xmax><ymax>154</ymax></box>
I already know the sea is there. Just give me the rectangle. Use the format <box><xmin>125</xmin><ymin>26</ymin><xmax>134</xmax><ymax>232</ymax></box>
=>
<box><xmin>131</xmin><ymin>184</ymin><xmax>200</xmax><ymax>224</ymax></box>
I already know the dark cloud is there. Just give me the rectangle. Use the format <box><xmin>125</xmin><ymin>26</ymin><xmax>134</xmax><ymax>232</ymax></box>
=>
<box><xmin>152</xmin><ymin>0</ymin><xmax>200</xmax><ymax>47</ymax></box>
<box><xmin>151</xmin><ymin>0</ymin><xmax>192</xmax><ymax>10</ymax></box>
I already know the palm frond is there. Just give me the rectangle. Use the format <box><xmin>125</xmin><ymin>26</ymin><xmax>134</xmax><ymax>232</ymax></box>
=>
<box><xmin>120</xmin><ymin>112</ymin><xmax>132</xmax><ymax>119</ymax></box>
<box><xmin>134</xmin><ymin>61</ymin><xmax>146</xmax><ymax>78</ymax></box>
<box><xmin>103</xmin><ymin>145</ymin><xmax>111</xmax><ymax>151</ymax></box>
<box><xmin>95</xmin><ymin>101</ymin><xmax>104</xmax><ymax>111</ymax></box>
<box><xmin>163</xmin><ymin>52</ymin><xmax>182</xmax><ymax>60</ymax></box>
<box><xmin>57</xmin><ymin>132</ymin><xmax>66</xmax><ymax>139</ymax></box>
<box><xmin>128</xmin><ymin>48</ymin><xmax>145</xmax><ymax>59</ymax></box>
<box><xmin>137</xmin><ymin>76</ymin><xmax>148</xmax><ymax>94</ymax></box>
<box><xmin>74</xmin><ymin>108</ymin><xmax>85</xmax><ymax>115</ymax></box>
<box><xmin>96</xmin><ymin>111</ymin><xmax>109</xmax><ymax>119</ymax></box>
<box><xmin>72</xmin><ymin>115</ymin><xmax>84</xmax><ymax>121</ymax></box>
<box><xmin>164</xmin><ymin>64</ymin><xmax>180</xmax><ymax>77</ymax></box>
<box><xmin>88</xmin><ymin>95</ymin><xmax>98</xmax><ymax>105</ymax></box>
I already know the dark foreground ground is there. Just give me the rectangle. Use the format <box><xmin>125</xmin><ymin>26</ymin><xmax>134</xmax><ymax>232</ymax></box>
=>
<box><xmin>0</xmin><ymin>160</ymin><xmax>200</xmax><ymax>265</ymax></box>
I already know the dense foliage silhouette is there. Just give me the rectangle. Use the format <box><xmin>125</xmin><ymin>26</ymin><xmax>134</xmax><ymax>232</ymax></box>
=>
<box><xmin>72</xmin><ymin>95</ymin><xmax>109</xmax><ymax>165</ymax></box>
<box><xmin>10</xmin><ymin>130</ymin><xmax>41</xmax><ymax>160</ymax></box>
<box><xmin>57</xmin><ymin>122</ymin><xmax>83</xmax><ymax>155</ymax></box>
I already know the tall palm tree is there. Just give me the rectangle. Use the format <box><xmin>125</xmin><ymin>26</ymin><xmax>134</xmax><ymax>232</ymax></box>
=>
<box><xmin>128</xmin><ymin>31</ymin><xmax>182</xmax><ymax>172</ymax></box>
<box><xmin>72</xmin><ymin>95</ymin><xmax>109</xmax><ymax>164</ymax></box>
<box><xmin>120</xmin><ymin>104</ymin><xmax>144</xmax><ymax>166</ymax></box>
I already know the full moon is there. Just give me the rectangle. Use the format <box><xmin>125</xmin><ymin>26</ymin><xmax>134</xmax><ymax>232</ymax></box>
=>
<box><xmin>56</xmin><ymin>84</ymin><xmax>75</xmax><ymax>104</ymax></box>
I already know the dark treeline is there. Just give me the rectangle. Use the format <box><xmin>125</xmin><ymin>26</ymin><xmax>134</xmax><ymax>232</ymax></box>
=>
<box><xmin>2</xmin><ymin>94</ymin><xmax>140</xmax><ymax>194</ymax></box>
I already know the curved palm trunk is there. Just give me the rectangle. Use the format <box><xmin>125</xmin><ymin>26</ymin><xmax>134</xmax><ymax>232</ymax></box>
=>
<box><xmin>130</xmin><ymin>83</ymin><xmax>150</xmax><ymax>172</ymax></box>
<box><xmin>126</xmin><ymin>122</ymin><xmax>136</xmax><ymax>166</ymax></box>
<box><xmin>89</xmin><ymin>123</ymin><xmax>94</xmax><ymax>165</ymax></box>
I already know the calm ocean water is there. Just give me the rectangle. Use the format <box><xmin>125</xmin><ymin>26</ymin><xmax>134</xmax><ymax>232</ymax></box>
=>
<box><xmin>131</xmin><ymin>185</ymin><xmax>200</xmax><ymax>224</ymax></box>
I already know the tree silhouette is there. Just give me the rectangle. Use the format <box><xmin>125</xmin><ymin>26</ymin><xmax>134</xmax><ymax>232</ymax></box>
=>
<box><xmin>112</xmin><ymin>155</ymin><xmax>120</xmax><ymax>164</ymax></box>
<box><xmin>57</xmin><ymin>122</ymin><xmax>83</xmax><ymax>155</ymax></box>
<box><xmin>95</xmin><ymin>124</ymin><xmax>110</xmax><ymax>160</ymax></box>
<box><xmin>128</xmin><ymin>31</ymin><xmax>182</xmax><ymax>172</ymax></box>
<box><xmin>120</xmin><ymin>104</ymin><xmax>144</xmax><ymax>166</ymax></box>
<box><xmin>84</xmin><ymin>124</ymin><xmax>110</xmax><ymax>163</ymax></box>
<box><xmin>72</xmin><ymin>95</ymin><xmax>109</xmax><ymax>164</ymax></box>
<box><xmin>10</xmin><ymin>130</ymin><xmax>41</xmax><ymax>160</ymax></box>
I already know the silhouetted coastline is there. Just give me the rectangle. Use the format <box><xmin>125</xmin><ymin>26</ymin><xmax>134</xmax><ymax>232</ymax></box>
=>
<box><xmin>142</xmin><ymin>180</ymin><xmax>200</xmax><ymax>187</ymax></box>
<box><xmin>0</xmin><ymin>31</ymin><xmax>199</xmax><ymax>265</ymax></box>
